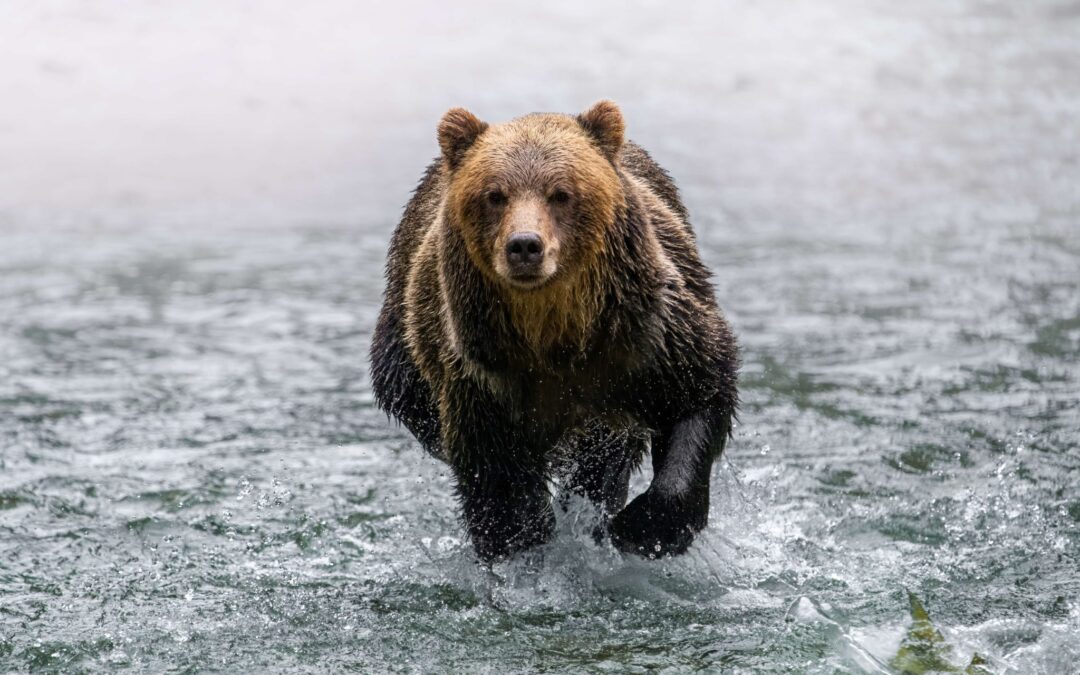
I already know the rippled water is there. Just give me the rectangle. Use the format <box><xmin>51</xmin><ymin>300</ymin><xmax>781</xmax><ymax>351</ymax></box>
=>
<box><xmin>2</xmin><ymin>1</ymin><xmax>1080</xmax><ymax>673</ymax></box>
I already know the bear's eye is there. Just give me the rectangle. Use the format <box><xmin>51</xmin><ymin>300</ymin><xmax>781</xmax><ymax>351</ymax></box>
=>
<box><xmin>549</xmin><ymin>190</ymin><xmax>571</xmax><ymax>205</ymax></box>
<box><xmin>486</xmin><ymin>190</ymin><xmax>507</xmax><ymax>206</ymax></box>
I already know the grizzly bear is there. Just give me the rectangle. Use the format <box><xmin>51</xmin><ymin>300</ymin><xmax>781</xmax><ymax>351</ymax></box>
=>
<box><xmin>370</xmin><ymin>101</ymin><xmax>738</xmax><ymax>562</ymax></box>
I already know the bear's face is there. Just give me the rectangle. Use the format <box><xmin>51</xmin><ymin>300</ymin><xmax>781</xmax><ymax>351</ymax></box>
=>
<box><xmin>439</xmin><ymin>102</ymin><xmax>625</xmax><ymax>291</ymax></box>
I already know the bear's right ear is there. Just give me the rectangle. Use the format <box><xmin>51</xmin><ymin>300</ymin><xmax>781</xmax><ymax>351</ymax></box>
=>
<box><xmin>438</xmin><ymin>107</ymin><xmax>488</xmax><ymax>170</ymax></box>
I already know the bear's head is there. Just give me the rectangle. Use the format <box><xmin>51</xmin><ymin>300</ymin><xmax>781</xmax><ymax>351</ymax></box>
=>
<box><xmin>438</xmin><ymin>101</ymin><xmax>625</xmax><ymax>291</ymax></box>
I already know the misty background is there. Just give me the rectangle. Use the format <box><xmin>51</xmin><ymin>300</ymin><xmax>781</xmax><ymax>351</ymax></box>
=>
<box><xmin>4</xmin><ymin>0</ymin><xmax>1077</xmax><ymax>230</ymax></box>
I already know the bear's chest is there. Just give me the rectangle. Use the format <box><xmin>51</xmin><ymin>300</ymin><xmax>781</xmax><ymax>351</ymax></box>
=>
<box><xmin>520</xmin><ymin>357</ymin><xmax>637</xmax><ymax>431</ymax></box>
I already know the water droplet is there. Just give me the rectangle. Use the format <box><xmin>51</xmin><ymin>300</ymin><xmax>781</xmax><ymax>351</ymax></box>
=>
<box><xmin>237</xmin><ymin>477</ymin><xmax>253</xmax><ymax>501</ymax></box>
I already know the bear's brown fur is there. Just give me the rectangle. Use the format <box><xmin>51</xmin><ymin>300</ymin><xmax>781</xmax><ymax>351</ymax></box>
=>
<box><xmin>371</xmin><ymin>101</ymin><xmax>738</xmax><ymax>561</ymax></box>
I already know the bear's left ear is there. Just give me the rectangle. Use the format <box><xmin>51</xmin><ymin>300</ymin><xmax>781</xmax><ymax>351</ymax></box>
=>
<box><xmin>577</xmin><ymin>100</ymin><xmax>625</xmax><ymax>160</ymax></box>
<box><xmin>438</xmin><ymin>107</ymin><xmax>489</xmax><ymax>170</ymax></box>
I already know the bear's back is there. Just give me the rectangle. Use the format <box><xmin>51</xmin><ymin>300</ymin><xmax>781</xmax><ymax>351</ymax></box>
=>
<box><xmin>618</xmin><ymin>142</ymin><xmax>715</xmax><ymax>303</ymax></box>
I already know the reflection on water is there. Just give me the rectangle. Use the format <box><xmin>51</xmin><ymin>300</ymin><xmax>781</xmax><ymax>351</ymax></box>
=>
<box><xmin>1</xmin><ymin>0</ymin><xmax>1079</xmax><ymax>672</ymax></box>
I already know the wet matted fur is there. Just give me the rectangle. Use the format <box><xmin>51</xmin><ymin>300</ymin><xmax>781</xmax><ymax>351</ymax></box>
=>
<box><xmin>370</xmin><ymin>101</ymin><xmax>738</xmax><ymax>561</ymax></box>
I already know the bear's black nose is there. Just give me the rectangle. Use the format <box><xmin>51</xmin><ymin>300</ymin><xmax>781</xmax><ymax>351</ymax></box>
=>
<box><xmin>505</xmin><ymin>232</ymin><xmax>545</xmax><ymax>269</ymax></box>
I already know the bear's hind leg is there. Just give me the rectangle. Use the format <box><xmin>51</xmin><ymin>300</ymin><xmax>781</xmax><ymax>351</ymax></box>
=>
<box><xmin>560</xmin><ymin>423</ymin><xmax>642</xmax><ymax>516</ymax></box>
<box><xmin>370</xmin><ymin>307</ymin><xmax>441</xmax><ymax>454</ymax></box>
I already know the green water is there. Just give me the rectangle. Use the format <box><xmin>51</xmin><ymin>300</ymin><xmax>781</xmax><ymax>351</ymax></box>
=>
<box><xmin>2</xmin><ymin>1</ymin><xmax>1080</xmax><ymax>672</ymax></box>
<box><xmin>0</xmin><ymin>213</ymin><xmax>1075</xmax><ymax>672</ymax></box>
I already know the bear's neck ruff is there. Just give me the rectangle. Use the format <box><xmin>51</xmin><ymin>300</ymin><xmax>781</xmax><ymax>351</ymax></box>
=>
<box><xmin>501</xmin><ymin>263</ymin><xmax>605</xmax><ymax>357</ymax></box>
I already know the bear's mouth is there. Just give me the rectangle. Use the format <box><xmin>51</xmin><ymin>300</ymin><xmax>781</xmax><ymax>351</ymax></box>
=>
<box><xmin>504</xmin><ymin>270</ymin><xmax>553</xmax><ymax>290</ymax></box>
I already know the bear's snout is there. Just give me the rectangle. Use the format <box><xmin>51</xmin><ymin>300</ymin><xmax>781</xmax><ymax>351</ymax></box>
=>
<box><xmin>494</xmin><ymin>196</ymin><xmax>558</xmax><ymax>287</ymax></box>
<box><xmin>505</xmin><ymin>232</ymin><xmax>545</xmax><ymax>273</ymax></box>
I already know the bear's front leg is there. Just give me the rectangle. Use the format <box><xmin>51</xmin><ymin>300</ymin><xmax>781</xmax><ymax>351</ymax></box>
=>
<box><xmin>609</xmin><ymin>404</ymin><xmax>729</xmax><ymax>557</ymax></box>
<box><xmin>441</xmin><ymin>377</ymin><xmax>555</xmax><ymax>562</ymax></box>
<box><xmin>455</xmin><ymin>463</ymin><xmax>554</xmax><ymax>562</ymax></box>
